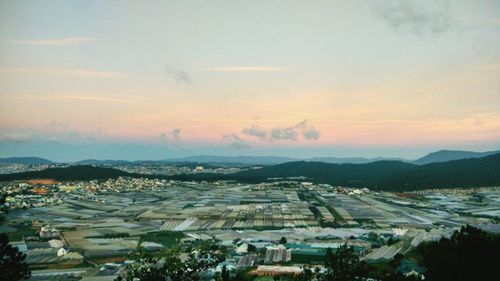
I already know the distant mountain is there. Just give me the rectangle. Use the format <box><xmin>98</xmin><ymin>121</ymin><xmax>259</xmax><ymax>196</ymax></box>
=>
<box><xmin>413</xmin><ymin>149</ymin><xmax>500</xmax><ymax>165</ymax></box>
<box><xmin>75</xmin><ymin>159</ymin><xmax>133</xmax><ymax>165</ymax></box>
<box><xmin>378</xmin><ymin>153</ymin><xmax>500</xmax><ymax>190</ymax></box>
<box><xmin>1</xmin><ymin>153</ymin><xmax>499</xmax><ymax>190</ymax></box>
<box><xmin>218</xmin><ymin>160</ymin><xmax>418</xmax><ymax>187</ymax></box>
<box><xmin>162</xmin><ymin>155</ymin><xmax>407</xmax><ymax>165</ymax></box>
<box><xmin>0</xmin><ymin>157</ymin><xmax>53</xmax><ymax>165</ymax></box>
<box><xmin>162</xmin><ymin>155</ymin><xmax>297</xmax><ymax>165</ymax></box>
<box><xmin>171</xmin><ymin>152</ymin><xmax>500</xmax><ymax>190</ymax></box>
<box><xmin>73</xmin><ymin>159</ymin><xmax>248</xmax><ymax>168</ymax></box>
<box><xmin>307</xmin><ymin>156</ymin><xmax>407</xmax><ymax>164</ymax></box>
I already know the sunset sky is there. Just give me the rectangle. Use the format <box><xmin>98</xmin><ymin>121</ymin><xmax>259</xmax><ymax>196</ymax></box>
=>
<box><xmin>1</xmin><ymin>0</ymin><xmax>500</xmax><ymax>161</ymax></box>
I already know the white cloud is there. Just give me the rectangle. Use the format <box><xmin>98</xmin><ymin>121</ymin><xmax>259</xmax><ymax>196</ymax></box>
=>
<box><xmin>242</xmin><ymin>125</ymin><xmax>267</xmax><ymax>140</ymax></box>
<box><xmin>270</xmin><ymin>127</ymin><xmax>298</xmax><ymax>141</ymax></box>
<box><xmin>243</xmin><ymin>120</ymin><xmax>320</xmax><ymax>142</ymax></box>
<box><xmin>165</xmin><ymin>67</ymin><xmax>193</xmax><ymax>85</ymax></box>
<box><xmin>374</xmin><ymin>1</ymin><xmax>452</xmax><ymax>36</ymax></box>
<box><xmin>222</xmin><ymin>133</ymin><xmax>252</xmax><ymax>149</ymax></box>
<box><xmin>303</xmin><ymin>128</ymin><xmax>320</xmax><ymax>140</ymax></box>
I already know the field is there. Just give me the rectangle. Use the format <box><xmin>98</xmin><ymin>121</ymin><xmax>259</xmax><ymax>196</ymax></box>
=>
<box><xmin>26</xmin><ymin>179</ymin><xmax>60</xmax><ymax>185</ymax></box>
<box><xmin>6</xmin><ymin>224</ymin><xmax>37</xmax><ymax>241</ymax></box>
<box><xmin>140</xmin><ymin>231</ymin><xmax>185</xmax><ymax>248</ymax></box>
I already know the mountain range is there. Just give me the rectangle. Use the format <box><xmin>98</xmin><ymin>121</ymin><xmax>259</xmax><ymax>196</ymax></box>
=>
<box><xmin>1</xmin><ymin>152</ymin><xmax>499</xmax><ymax>191</ymax></box>
<box><xmin>0</xmin><ymin>157</ymin><xmax>53</xmax><ymax>165</ymax></box>
<box><xmin>2</xmin><ymin>149</ymin><xmax>498</xmax><ymax>166</ymax></box>
<box><xmin>412</xmin><ymin>149</ymin><xmax>500</xmax><ymax>165</ymax></box>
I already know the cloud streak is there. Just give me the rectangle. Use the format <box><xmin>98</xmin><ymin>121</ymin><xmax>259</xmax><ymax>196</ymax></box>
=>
<box><xmin>206</xmin><ymin>66</ymin><xmax>289</xmax><ymax>72</ymax></box>
<box><xmin>10</xmin><ymin>37</ymin><xmax>97</xmax><ymax>46</ymax></box>
<box><xmin>0</xmin><ymin>132</ymin><xmax>32</xmax><ymax>143</ymax></box>
<box><xmin>0</xmin><ymin>68</ymin><xmax>123</xmax><ymax>78</ymax></box>
<box><xmin>4</xmin><ymin>95</ymin><xmax>133</xmax><ymax>103</ymax></box>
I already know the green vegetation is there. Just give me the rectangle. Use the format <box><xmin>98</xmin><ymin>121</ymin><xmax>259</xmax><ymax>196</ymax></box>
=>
<box><xmin>0</xmin><ymin>233</ymin><xmax>31</xmax><ymax>281</ymax></box>
<box><xmin>279</xmin><ymin>237</ymin><xmax>287</xmax><ymax>244</ymax></box>
<box><xmin>117</xmin><ymin>240</ymin><xmax>226</xmax><ymax>281</ymax></box>
<box><xmin>247</xmin><ymin>243</ymin><xmax>257</xmax><ymax>252</ymax></box>
<box><xmin>410</xmin><ymin>225</ymin><xmax>500</xmax><ymax>281</ymax></box>
<box><xmin>5</xmin><ymin>224</ymin><xmax>37</xmax><ymax>241</ymax></box>
<box><xmin>0</xmin><ymin>165</ymin><xmax>131</xmax><ymax>181</ymax></box>
<box><xmin>103</xmin><ymin>233</ymin><xmax>130</xmax><ymax>238</ymax></box>
<box><xmin>140</xmin><ymin>231</ymin><xmax>185</xmax><ymax>248</ymax></box>
<box><xmin>117</xmin><ymin>226</ymin><xmax>500</xmax><ymax>281</ymax></box>
<box><xmin>222</xmin><ymin>154</ymin><xmax>500</xmax><ymax>190</ymax></box>
<box><xmin>0</xmin><ymin>194</ymin><xmax>31</xmax><ymax>281</ymax></box>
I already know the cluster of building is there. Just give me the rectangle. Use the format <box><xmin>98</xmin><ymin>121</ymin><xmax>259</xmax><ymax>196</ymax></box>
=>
<box><xmin>115</xmin><ymin>163</ymin><xmax>244</xmax><ymax>176</ymax></box>
<box><xmin>1</xmin><ymin>176</ymin><xmax>499</xmax><ymax>280</ymax></box>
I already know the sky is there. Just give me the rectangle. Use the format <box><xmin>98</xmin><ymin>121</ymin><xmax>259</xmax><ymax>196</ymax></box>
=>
<box><xmin>1</xmin><ymin>0</ymin><xmax>500</xmax><ymax>162</ymax></box>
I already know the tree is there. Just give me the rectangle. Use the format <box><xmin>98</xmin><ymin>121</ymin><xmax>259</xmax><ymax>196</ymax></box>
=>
<box><xmin>221</xmin><ymin>264</ymin><xmax>230</xmax><ymax>281</ymax></box>
<box><xmin>279</xmin><ymin>237</ymin><xmax>287</xmax><ymax>245</ymax></box>
<box><xmin>414</xmin><ymin>225</ymin><xmax>500</xmax><ymax>281</ymax></box>
<box><xmin>380</xmin><ymin>272</ymin><xmax>422</xmax><ymax>281</ymax></box>
<box><xmin>119</xmin><ymin>240</ymin><xmax>226</xmax><ymax>281</ymax></box>
<box><xmin>0</xmin><ymin>233</ymin><xmax>31</xmax><ymax>281</ymax></box>
<box><xmin>321</xmin><ymin>244</ymin><xmax>361</xmax><ymax>281</ymax></box>
<box><xmin>246</xmin><ymin>243</ymin><xmax>257</xmax><ymax>252</ymax></box>
<box><xmin>0</xmin><ymin>193</ymin><xmax>7</xmax><ymax>223</ymax></box>
<box><xmin>299</xmin><ymin>267</ymin><xmax>314</xmax><ymax>281</ymax></box>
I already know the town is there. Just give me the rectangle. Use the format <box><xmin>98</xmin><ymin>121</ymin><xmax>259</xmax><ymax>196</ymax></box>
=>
<box><xmin>1</xmin><ymin>170</ymin><xmax>499</xmax><ymax>281</ymax></box>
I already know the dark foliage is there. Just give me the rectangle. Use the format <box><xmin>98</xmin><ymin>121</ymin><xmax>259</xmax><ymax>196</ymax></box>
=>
<box><xmin>246</xmin><ymin>243</ymin><xmax>257</xmax><ymax>252</ymax></box>
<box><xmin>279</xmin><ymin>237</ymin><xmax>287</xmax><ymax>244</ymax></box>
<box><xmin>320</xmin><ymin>244</ymin><xmax>366</xmax><ymax>281</ymax></box>
<box><xmin>0</xmin><ymin>165</ymin><xmax>131</xmax><ymax>181</ymax></box>
<box><xmin>0</xmin><ymin>233</ymin><xmax>31</xmax><ymax>281</ymax></box>
<box><xmin>118</xmin><ymin>240</ymin><xmax>226</xmax><ymax>281</ymax></box>
<box><xmin>414</xmin><ymin>225</ymin><xmax>500</xmax><ymax>281</ymax></box>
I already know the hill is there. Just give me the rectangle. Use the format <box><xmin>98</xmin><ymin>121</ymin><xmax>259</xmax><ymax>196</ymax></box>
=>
<box><xmin>223</xmin><ymin>160</ymin><xmax>417</xmax><ymax>184</ymax></box>
<box><xmin>163</xmin><ymin>155</ymin><xmax>407</xmax><ymax>165</ymax></box>
<box><xmin>162</xmin><ymin>155</ymin><xmax>296</xmax><ymax>165</ymax></box>
<box><xmin>0</xmin><ymin>165</ymin><xmax>131</xmax><ymax>181</ymax></box>
<box><xmin>307</xmin><ymin>156</ymin><xmax>407</xmax><ymax>164</ymax></box>
<box><xmin>413</xmin><ymin>149</ymin><xmax>500</xmax><ymax>165</ymax></box>
<box><xmin>75</xmin><ymin>159</ymin><xmax>133</xmax><ymax>165</ymax></box>
<box><xmin>0</xmin><ymin>157</ymin><xmax>53</xmax><ymax>165</ymax></box>
<box><xmin>192</xmin><ymin>153</ymin><xmax>500</xmax><ymax>190</ymax></box>
<box><xmin>1</xmin><ymin>154</ymin><xmax>499</xmax><ymax>191</ymax></box>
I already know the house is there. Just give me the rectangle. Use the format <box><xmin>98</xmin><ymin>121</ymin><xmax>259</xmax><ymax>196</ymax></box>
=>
<box><xmin>264</xmin><ymin>245</ymin><xmax>291</xmax><ymax>263</ymax></box>
<box><xmin>236</xmin><ymin>243</ymin><xmax>249</xmax><ymax>254</ymax></box>
<box><xmin>57</xmin><ymin>246</ymin><xmax>69</xmax><ymax>257</ymax></box>
<box><xmin>40</xmin><ymin>225</ymin><xmax>60</xmax><ymax>239</ymax></box>
<box><xmin>48</xmin><ymin>239</ymin><xmax>65</xmax><ymax>248</ymax></box>
<box><xmin>256</xmin><ymin>265</ymin><xmax>302</xmax><ymax>276</ymax></box>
